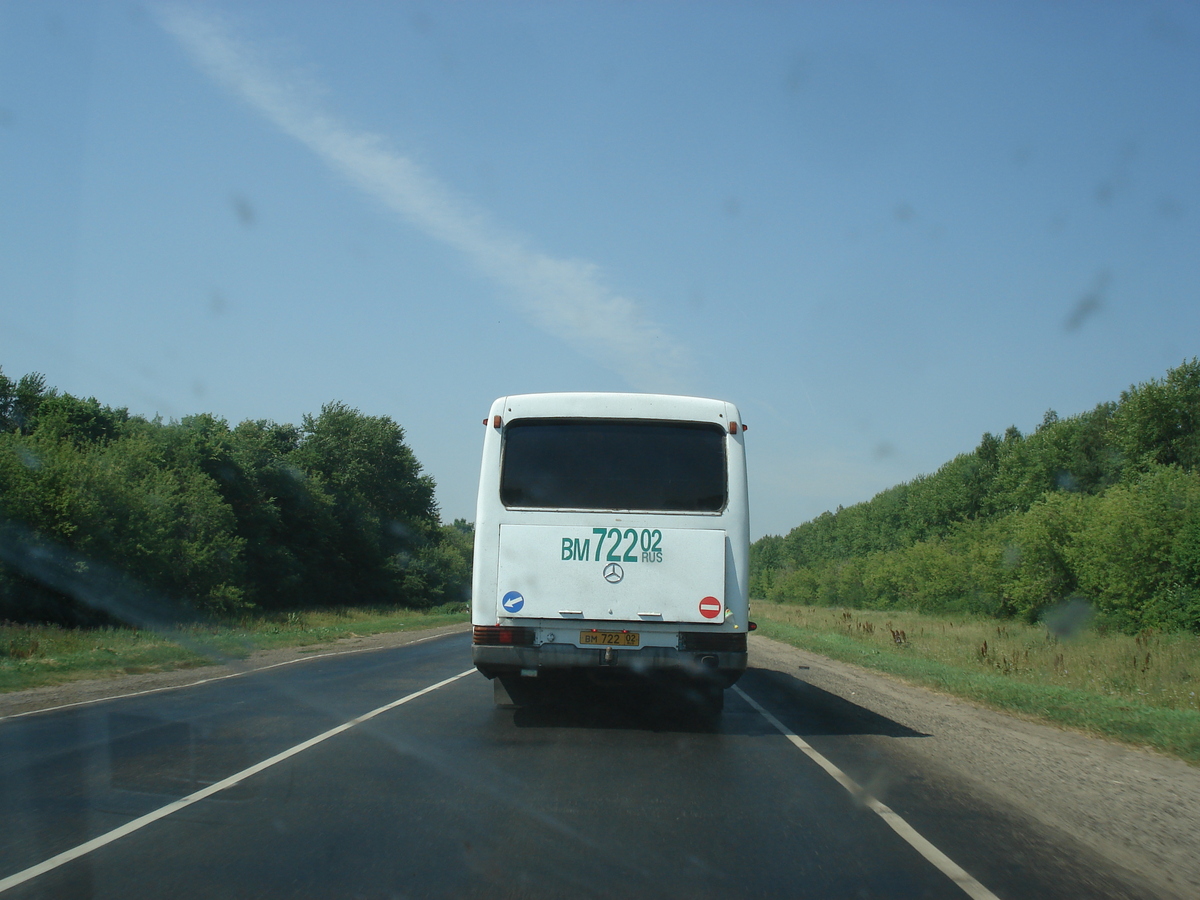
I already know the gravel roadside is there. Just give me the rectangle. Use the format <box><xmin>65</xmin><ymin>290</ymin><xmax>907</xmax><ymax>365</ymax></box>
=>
<box><xmin>749</xmin><ymin>633</ymin><xmax>1200</xmax><ymax>900</ymax></box>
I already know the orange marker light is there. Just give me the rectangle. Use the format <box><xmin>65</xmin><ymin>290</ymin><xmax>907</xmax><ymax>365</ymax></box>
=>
<box><xmin>729</xmin><ymin>422</ymin><xmax>738</xmax><ymax>434</ymax></box>
<box><xmin>492</xmin><ymin>415</ymin><xmax>503</xmax><ymax>429</ymax></box>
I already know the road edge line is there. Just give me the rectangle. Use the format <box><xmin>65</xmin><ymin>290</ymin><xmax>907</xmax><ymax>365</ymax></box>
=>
<box><xmin>0</xmin><ymin>626</ymin><xmax>468</xmax><ymax>722</ymax></box>
<box><xmin>733</xmin><ymin>684</ymin><xmax>1001</xmax><ymax>900</ymax></box>
<box><xmin>0</xmin><ymin>668</ymin><xmax>476</xmax><ymax>894</ymax></box>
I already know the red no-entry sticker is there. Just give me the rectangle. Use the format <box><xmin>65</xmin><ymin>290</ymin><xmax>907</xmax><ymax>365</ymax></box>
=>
<box><xmin>699</xmin><ymin>596</ymin><xmax>722</xmax><ymax>619</ymax></box>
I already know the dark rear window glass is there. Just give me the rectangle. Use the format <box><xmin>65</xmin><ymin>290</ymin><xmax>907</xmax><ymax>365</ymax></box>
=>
<box><xmin>500</xmin><ymin>419</ymin><xmax>727</xmax><ymax>512</ymax></box>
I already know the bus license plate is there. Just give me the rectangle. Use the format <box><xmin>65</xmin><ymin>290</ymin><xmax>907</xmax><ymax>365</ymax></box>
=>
<box><xmin>580</xmin><ymin>631</ymin><xmax>640</xmax><ymax>646</ymax></box>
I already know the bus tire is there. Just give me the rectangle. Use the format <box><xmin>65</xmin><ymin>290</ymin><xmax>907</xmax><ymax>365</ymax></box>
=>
<box><xmin>704</xmin><ymin>684</ymin><xmax>725</xmax><ymax>716</ymax></box>
<box><xmin>494</xmin><ymin>675</ymin><xmax>538</xmax><ymax>708</ymax></box>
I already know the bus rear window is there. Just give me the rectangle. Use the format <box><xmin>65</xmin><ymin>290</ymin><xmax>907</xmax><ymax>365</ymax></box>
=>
<box><xmin>500</xmin><ymin>419</ymin><xmax>727</xmax><ymax>512</ymax></box>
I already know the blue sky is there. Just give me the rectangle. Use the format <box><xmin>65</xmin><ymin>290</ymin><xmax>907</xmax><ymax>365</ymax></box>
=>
<box><xmin>2</xmin><ymin>1</ymin><xmax>1198</xmax><ymax>539</ymax></box>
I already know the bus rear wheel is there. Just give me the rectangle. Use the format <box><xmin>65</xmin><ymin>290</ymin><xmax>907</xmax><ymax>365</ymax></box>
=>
<box><xmin>493</xmin><ymin>674</ymin><xmax>541</xmax><ymax>708</ymax></box>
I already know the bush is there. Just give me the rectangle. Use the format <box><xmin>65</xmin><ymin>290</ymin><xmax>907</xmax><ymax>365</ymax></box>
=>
<box><xmin>0</xmin><ymin>368</ymin><xmax>468</xmax><ymax>624</ymax></box>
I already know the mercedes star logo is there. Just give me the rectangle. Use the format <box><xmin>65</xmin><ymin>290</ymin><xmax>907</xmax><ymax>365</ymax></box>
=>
<box><xmin>602</xmin><ymin>562</ymin><xmax>624</xmax><ymax>584</ymax></box>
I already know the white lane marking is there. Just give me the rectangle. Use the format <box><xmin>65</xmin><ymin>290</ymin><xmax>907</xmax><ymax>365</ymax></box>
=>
<box><xmin>0</xmin><ymin>668</ymin><xmax>476</xmax><ymax>894</ymax></box>
<box><xmin>0</xmin><ymin>627</ymin><xmax>467</xmax><ymax>722</ymax></box>
<box><xmin>733</xmin><ymin>685</ymin><xmax>1001</xmax><ymax>900</ymax></box>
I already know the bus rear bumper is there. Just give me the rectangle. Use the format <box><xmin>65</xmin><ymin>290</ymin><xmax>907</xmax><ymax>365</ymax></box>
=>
<box><xmin>472</xmin><ymin>642</ymin><xmax>747</xmax><ymax>688</ymax></box>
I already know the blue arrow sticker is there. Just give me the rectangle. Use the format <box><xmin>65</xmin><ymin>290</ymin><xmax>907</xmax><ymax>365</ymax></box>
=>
<box><xmin>501</xmin><ymin>591</ymin><xmax>525</xmax><ymax>613</ymax></box>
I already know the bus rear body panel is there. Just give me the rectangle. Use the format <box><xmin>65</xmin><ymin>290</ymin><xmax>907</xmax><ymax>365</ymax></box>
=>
<box><xmin>470</xmin><ymin>393</ymin><xmax>750</xmax><ymax>703</ymax></box>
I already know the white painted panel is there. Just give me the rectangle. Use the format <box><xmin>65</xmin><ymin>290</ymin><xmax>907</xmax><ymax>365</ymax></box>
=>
<box><xmin>497</xmin><ymin>524</ymin><xmax>726</xmax><ymax>623</ymax></box>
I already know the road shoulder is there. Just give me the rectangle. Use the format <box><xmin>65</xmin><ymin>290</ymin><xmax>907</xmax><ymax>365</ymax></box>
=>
<box><xmin>749</xmin><ymin>633</ymin><xmax>1200</xmax><ymax>900</ymax></box>
<box><xmin>0</xmin><ymin>622</ymin><xmax>471</xmax><ymax>720</ymax></box>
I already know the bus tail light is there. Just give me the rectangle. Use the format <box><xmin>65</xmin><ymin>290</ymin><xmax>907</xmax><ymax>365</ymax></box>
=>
<box><xmin>473</xmin><ymin>625</ymin><xmax>535</xmax><ymax>646</ymax></box>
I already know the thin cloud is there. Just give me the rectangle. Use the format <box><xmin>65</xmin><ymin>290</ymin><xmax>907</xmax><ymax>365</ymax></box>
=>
<box><xmin>155</xmin><ymin>4</ymin><xmax>691</xmax><ymax>391</ymax></box>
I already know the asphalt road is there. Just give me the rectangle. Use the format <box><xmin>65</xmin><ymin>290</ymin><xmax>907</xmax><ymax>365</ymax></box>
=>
<box><xmin>0</xmin><ymin>631</ymin><xmax>1160</xmax><ymax>899</ymax></box>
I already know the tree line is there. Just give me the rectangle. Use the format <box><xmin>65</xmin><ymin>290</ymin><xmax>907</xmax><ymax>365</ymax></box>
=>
<box><xmin>0</xmin><ymin>368</ymin><xmax>473</xmax><ymax>626</ymax></box>
<box><xmin>751</xmin><ymin>359</ymin><xmax>1200</xmax><ymax>632</ymax></box>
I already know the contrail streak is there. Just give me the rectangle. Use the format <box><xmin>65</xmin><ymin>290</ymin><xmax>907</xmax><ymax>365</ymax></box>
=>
<box><xmin>156</xmin><ymin>4</ymin><xmax>692</xmax><ymax>391</ymax></box>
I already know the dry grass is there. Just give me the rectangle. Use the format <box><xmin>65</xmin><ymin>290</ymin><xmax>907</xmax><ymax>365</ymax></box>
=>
<box><xmin>757</xmin><ymin>602</ymin><xmax>1199</xmax><ymax>713</ymax></box>
<box><xmin>0</xmin><ymin>605</ymin><xmax>468</xmax><ymax>693</ymax></box>
<box><xmin>753</xmin><ymin>600</ymin><xmax>1200</xmax><ymax>763</ymax></box>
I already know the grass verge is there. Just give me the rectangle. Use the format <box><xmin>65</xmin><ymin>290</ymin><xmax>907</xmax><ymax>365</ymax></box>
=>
<box><xmin>753</xmin><ymin>600</ymin><xmax>1200</xmax><ymax>765</ymax></box>
<box><xmin>0</xmin><ymin>605</ymin><xmax>469</xmax><ymax>694</ymax></box>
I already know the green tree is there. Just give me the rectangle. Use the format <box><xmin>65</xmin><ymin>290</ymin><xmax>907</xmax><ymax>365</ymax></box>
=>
<box><xmin>1069</xmin><ymin>465</ymin><xmax>1200</xmax><ymax>630</ymax></box>
<box><xmin>291</xmin><ymin>402</ymin><xmax>439</xmax><ymax>605</ymax></box>
<box><xmin>1113</xmin><ymin>358</ymin><xmax>1200</xmax><ymax>473</ymax></box>
<box><xmin>0</xmin><ymin>369</ymin><xmax>48</xmax><ymax>434</ymax></box>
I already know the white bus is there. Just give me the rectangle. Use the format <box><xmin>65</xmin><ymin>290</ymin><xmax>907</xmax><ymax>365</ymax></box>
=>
<box><xmin>470</xmin><ymin>392</ymin><xmax>751</xmax><ymax>713</ymax></box>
